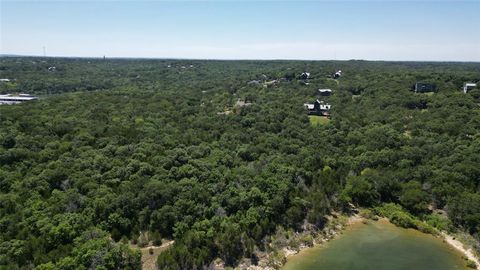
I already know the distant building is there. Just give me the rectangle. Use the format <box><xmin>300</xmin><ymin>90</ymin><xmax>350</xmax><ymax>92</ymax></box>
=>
<box><xmin>300</xmin><ymin>72</ymin><xmax>311</xmax><ymax>80</ymax></box>
<box><xmin>0</xmin><ymin>79</ymin><xmax>10</xmax><ymax>82</ymax></box>
<box><xmin>304</xmin><ymin>99</ymin><xmax>331</xmax><ymax>116</ymax></box>
<box><xmin>247</xmin><ymin>80</ymin><xmax>261</xmax><ymax>85</ymax></box>
<box><xmin>264</xmin><ymin>80</ymin><xmax>278</xmax><ymax>88</ymax></box>
<box><xmin>333</xmin><ymin>70</ymin><xmax>342</xmax><ymax>79</ymax></box>
<box><xmin>235</xmin><ymin>99</ymin><xmax>252</xmax><ymax>107</ymax></box>
<box><xmin>0</xmin><ymin>94</ymin><xmax>38</xmax><ymax>105</ymax></box>
<box><xmin>48</xmin><ymin>66</ymin><xmax>56</xmax><ymax>71</ymax></box>
<box><xmin>463</xmin><ymin>82</ymin><xmax>477</xmax><ymax>93</ymax></box>
<box><xmin>414</xmin><ymin>83</ymin><xmax>436</xmax><ymax>93</ymax></box>
<box><xmin>318</xmin><ymin>89</ymin><xmax>332</xmax><ymax>96</ymax></box>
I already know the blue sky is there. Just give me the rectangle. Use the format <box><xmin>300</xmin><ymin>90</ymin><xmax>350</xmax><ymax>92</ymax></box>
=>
<box><xmin>1</xmin><ymin>1</ymin><xmax>479</xmax><ymax>61</ymax></box>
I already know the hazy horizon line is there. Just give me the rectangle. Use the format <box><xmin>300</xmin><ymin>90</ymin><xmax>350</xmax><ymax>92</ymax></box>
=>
<box><xmin>2</xmin><ymin>54</ymin><xmax>480</xmax><ymax>64</ymax></box>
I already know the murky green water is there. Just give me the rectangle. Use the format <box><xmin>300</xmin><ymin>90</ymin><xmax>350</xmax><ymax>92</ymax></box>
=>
<box><xmin>284</xmin><ymin>220</ymin><xmax>468</xmax><ymax>270</ymax></box>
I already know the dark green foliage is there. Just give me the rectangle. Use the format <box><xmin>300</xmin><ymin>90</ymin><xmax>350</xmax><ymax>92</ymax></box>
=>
<box><xmin>151</xmin><ymin>230</ymin><xmax>162</xmax><ymax>246</ymax></box>
<box><xmin>399</xmin><ymin>181</ymin><xmax>430</xmax><ymax>214</ymax></box>
<box><xmin>30</xmin><ymin>230</ymin><xmax>141</xmax><ymax>270</ymax></box>
<box><xmin>340</xmin><ymin>169</ymin><xmax>381</xmax><ymax>207</ymax></box>
<box><xmin>1</xmin><ymin>57</ymin><xmax>479</xmax><ymax>269</ymax></box>
<box><xmin>448</xmin><ymin>192</ymin><xmax>480</xmax><ymax>234</ymax></box>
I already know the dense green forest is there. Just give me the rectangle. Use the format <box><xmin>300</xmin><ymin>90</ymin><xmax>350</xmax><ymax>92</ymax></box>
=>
<box><xmin>1</xmin><ymin>57</ymin><xmax>480</xmax><ymax>269</ymax></box>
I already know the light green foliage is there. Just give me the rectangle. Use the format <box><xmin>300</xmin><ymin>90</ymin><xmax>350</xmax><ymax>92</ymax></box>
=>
<box><xmin>374</xmin><ymin>203</ymin><xmax>437</xmax><ymax>235</ymax></box>
<box><xmin>424</xmin><ymin>213</ymin><xmax>453</xmax><ymax>232</ymax></box>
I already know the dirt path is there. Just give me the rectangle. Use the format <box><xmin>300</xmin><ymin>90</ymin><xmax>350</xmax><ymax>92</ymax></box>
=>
<box><xmin>139</xmin><ymin>241</ymin><xmax>174</xmax><ymax>270</ymax></box>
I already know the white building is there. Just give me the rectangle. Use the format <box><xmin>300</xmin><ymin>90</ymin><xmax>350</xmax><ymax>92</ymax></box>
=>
<box><xmin>300</xmin><ymin>72</ymin><xmax>311</xmax><ymax>80</ymax></box>
<box><xmin>318</xmin><ymin>89</ymin><xmax>332</xmax><ymax>96</ymax></box>
<box><xmin>304</xmin><ymin>99</ymin><xmax>331</xmax><ymax>115</ymax></box>
<box><xmin>0</xmin><ymin>94</ymin><xmax>38</xmax><ymax>105</ymax></box>
<box><xmin>463</xmin><ymin>83</ymin><xmax>477</xmax><ymax>94</ymax></box>
<box><xmin>319</xmin><ymin>103</ymin><xmax>332</xmax><ymax>110</ymax></box>
<box><xmin>304</xmin><ymin>103</ymin><xmax>315</xmax><ymax>110</ymax></box>
<box><xmin>334</xmin><ymin>70</ymin><xmax>342</xmax><ymax>79</ymax></box>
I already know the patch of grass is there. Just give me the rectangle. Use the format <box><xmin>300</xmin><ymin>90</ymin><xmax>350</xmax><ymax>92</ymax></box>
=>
<box><xmin>309</xmin><ymin>115</ymin><xmax>330</xmax><ymax>126</ymax></box>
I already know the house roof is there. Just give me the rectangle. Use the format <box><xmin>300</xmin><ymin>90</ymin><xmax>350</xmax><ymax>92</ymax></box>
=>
<box><xmin>320</xmin><ymin>104</ymin><xmax>331</xmax><ymax>110</ymax></box>
<box><xmin>0</xmin><ymin>94</ymin><xmax>38</xmax><ymax>101</ymax></box>
<box><xmin>304</xmin><ymin>103</ymin><xmax>315</xmax><ymax>110</ymax></box>
<box><xmin>301</xmin><ymin>72</ymin><xmax>310</xmax><ymax>78</ymax></box>
<box><xmin>318</xmin><ymin>89</ymin><xmax>332</xmax><ymax>92</ymax></box>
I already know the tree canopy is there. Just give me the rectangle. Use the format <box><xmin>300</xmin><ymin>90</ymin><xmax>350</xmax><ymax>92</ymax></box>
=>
<box><xmin>1</xmin><ymin>57</ymin><xmax>479</xmax><ymax>269</ymax></box>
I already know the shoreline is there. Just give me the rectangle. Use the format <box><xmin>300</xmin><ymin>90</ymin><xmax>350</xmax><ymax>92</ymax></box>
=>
<box><xmin>272</xmin><ymin>215</ymin><xmax>366</xmax><ymax>269</ymax></box>
<box><xmin>237</xmin><ymin>214</ymin><xmax>480</xmax><ymax>270</ymax></box>
<box><xmin>283</xmin><ymin>214</ymin><xmax>365</xmax><ymax>259</ymax></box>
<box><xmin>235</xmin><ymin>214</ymin><xmax>365</xmax><ymax>270</ymax></box>
<box><xmin>442</xmin><ymin>233</ymin><xmax>480</xmax><ymax>269</ymax></box>
<box><xmin>281</xmin><ymin>216</ymin><xmax>480</xmax><ymax>270</ymax></box>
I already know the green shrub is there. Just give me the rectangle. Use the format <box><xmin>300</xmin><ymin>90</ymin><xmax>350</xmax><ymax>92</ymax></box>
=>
<box><xmin>374</xmin><ymin>203</ymin><xmax>437</xmax><ymax>234</ymax></box>
<box><xmin>359</xmin><ymin>209</ymin><xmax>377</xmax><ymax>220</ymax></box>
<box><xmin>137</xmin><ymin>232</ymin><xmax>148</xmax><ymax>248</ymax></box>
<box><xmin>414</xmin><ymin>221</ymin><xmax>437</xmax><ymax>235</ymax></box>
<box><xmin>389</xmin><ymin>211</ymin><xmax>415</xmax><ymax>229</ymax></box>
<box><xmin>424</xmin><ymin>213</ymin><xmax>453</xmax><ymax>232</ymax></box>
<box><xmin>151</xmin><ymin>231</ymin><xmax>162</xmax><ymax>246</ymax></box>
<box><xmin>466</xmin><ymin>259</ymin><xmax>477</xmax><ymax>269</ymax></box>
<box><xmin>298</xmin><ymin>234</ymin><xmax>314</xmax><ymax>247</ymax></box>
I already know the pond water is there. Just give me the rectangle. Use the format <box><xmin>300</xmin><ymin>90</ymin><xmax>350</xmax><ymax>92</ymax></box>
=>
<box><xmin>283</xmin><ymin>220</ymin><xmax>469</xmax><ymax>270</ymax></box>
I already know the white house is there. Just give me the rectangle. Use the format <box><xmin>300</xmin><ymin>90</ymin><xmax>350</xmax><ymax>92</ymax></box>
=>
<box><xmin>304</xmin><ymin>99</ymin><xmax>331</xmax><ymax>116</ymax></box>
<box><xmin>463</xmin><ymin>83</ymin><xmax>477</xmax><ymax>93</ymax></box>
<box><xmin>300</xmin><ymin>72</ymin><xmax>311</xmax><ymax>80</ymax></box>
<box><xmin>319</xmin><ymin>103</ymin><xmax>332</xmax><ymax>111</ymax></box>
<box><xmin>0</xmin><ymin>94</ymin><xmax>38</xmax><ymax>105</ymax></box>
<box><xmin>304</xmin><ymin>103</ymin><xmax>315</xmax><ymax>110</ymax></box>
<box><xmin>333</xmin><ymin>70</ymin><xmax>342</xmax><ymax>79</ymax></box>
<box><xmin>318</xmin><ymin>89</ymin><xmax>332</xmax><ymax>96</ymax></box>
